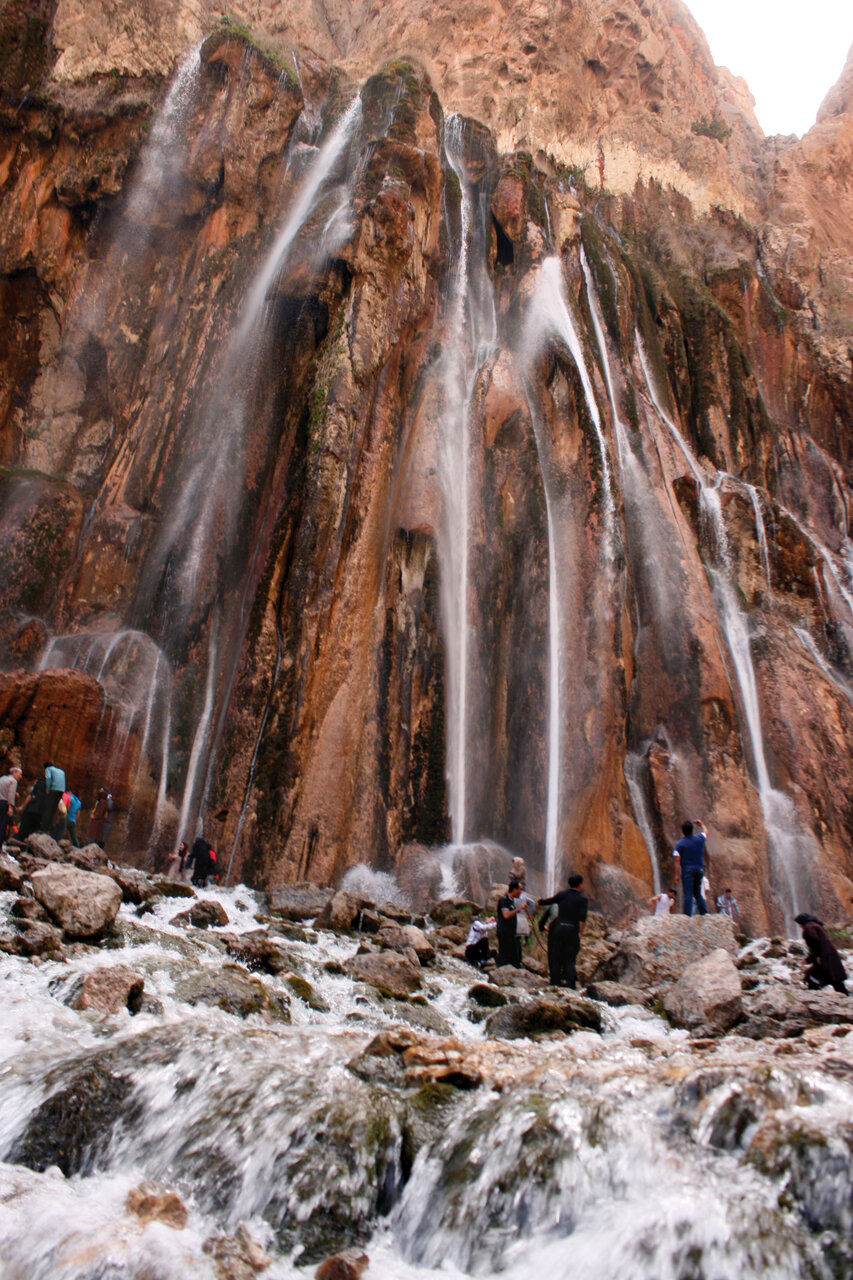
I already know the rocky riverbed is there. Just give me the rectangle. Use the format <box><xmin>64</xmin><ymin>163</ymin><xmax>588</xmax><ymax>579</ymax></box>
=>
<box><xmin>1</xmin><ymin>837</ymin><xmax>852</xmax><ymax>1279</ymax></box>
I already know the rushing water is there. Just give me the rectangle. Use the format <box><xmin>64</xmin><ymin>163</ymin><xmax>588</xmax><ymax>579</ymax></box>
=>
<box><xmin>0</xmin><ymin>880</ymin><xmax>851</xmax><ymax>1278</ymax></box>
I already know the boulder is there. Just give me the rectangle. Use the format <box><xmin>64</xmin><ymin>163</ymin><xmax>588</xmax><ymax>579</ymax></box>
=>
<box><xmin>71</xmin><ymin>964</ymin><xmax>145</xmax><ymax>1015</ymax></box>
<box><xmin>173</xmin><ymin>964</ymin><xmax>290</xmax><ymax>1022</ymax></box>
<box><xmin>170</xmin><ymin>899</ymin><xmax>229</xmax><ymax>929</ymax></box>
<box><xmin>739</xmin><ymin>985</ymin><xmax>853</xmax><ymax>1039</ymax></box>
<box><xmin>0</xmin><ymin>852</ymin><xmax>24</xmax><ymax>892</ymax></box>
<box><xmin>126</xmin><ymin>1182</ymin><xmax>188</xmax><ymax>1230</ymax></box>
<box><xmin>606</xmin><ymin>914</ymin><xmax>738</xmax><ymax>988</ymax></box>
<box><xmin>376</xmin><ymin>923</ymin><xmax>435</xmax><ymax>964</ymax></box>
<box><xmin>345</xmin><ymin>950</ymin><xmax>423</xmax><ymax>999</ymax></box>
<box><xmin>284</xmin><ymin>972</ymin><xmax>330</xmax><ymax>1011</ymax></box>
<box><xmin>107</xmin><ymin>867</ymin><xmax>159</xmax><ymax>906</ymax></box>
<box><xmin>315</xmin><ymin>1249</ymin><xmax>370</xmax><ymax>1280</ymax></box>
<box><xmin>427</xmin><ymin>898</ymin><xmax>478</xmax><ymax>927</ymax></box>
<box><xmin>0</xmin><ymin>918</ymin><xmax>64</xmax><ymax>959</ymax></box>
<box><xmin>9</xmin><ymin>895</ymin><xmax>49</xmax><ymax>923</ymax></box>
<box><xmin>30</xmin><ymin>865</ymin><xmax>122</xmax><ymax>939</ymax></box>
<box><xmin>9</xmin><ymin>1063</ymin><xmax>138</xmax><ymax>1175</ymax></box>
<box><xmin>225</xmin><ymin>931</ymin><xmax>288</xmax><ymax>974</ymax></box>
<box><xmin>153</xmin><ymin>877</ymin><xmax>196</xmax><ymax>898</ymax></box>
<box><xmin>66</xmin><ymin>843</ymin><xmax>110</xmax><ymax>872</ymax></box>
<box><xmin>489</xmin><ymin>965</ymin><xmax>548</xmax><ymax>992</ymax></box>
<box><xmin>663</xmin><ymin>949</ymin><xmax>743</xmax><ymax>1034</ymax></box>
<box><xmin>467</xmin><ymin>982</ymin><xmax>508</xmax><ymax>1008</ymax></box>
<box><xmin>584</xmin><ymin>980</ymin><xmax>648</xmax><ymax>1007</ymax></box>
<box><xmin>484</xmin><ymin>994</ymin><xmax>603</xmax><ymax>1039</ymax></box>
<box><xmin>315</xmin><ymin>890</ymin><xmax>367</xmax><ymax>932</ymax></box>
<box><xmin>202</xmin><ymin>1223</ymin><xmax>272</xmax><ymax>1278</ymax></box>
<box><xmin>268</xmin><ymin>882</ymin><xmax>334</xmax><ymax>921</ymax></box>
<box><xmin>26</xmin><ymin>832</ymin><xmax>65</xmax><ymax>863</ymax></box>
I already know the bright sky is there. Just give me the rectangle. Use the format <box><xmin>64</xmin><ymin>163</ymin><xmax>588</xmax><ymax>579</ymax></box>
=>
<box><xmin>685</xmin><ymin>0</ymin><xmax>852</xmax><ymax>137</ymax></box>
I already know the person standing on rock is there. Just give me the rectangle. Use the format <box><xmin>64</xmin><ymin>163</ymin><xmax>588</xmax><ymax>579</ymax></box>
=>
<box><xmin>64</xmin><ymin>792</ymin><xmax>82</xmax><ymax>848</ymax></box>
<box><xmin>88</xmin><ymin>787</ymin><xmax>114</xmax><ymax>849</ymax></box>
<box><xmin>795</xmin><ymin>914</ymin><xmax>848</xmax><ymax>994</ymax></box>
<box><xmin>537</xmin><ymin>873</ymin><xmax>588</xmax><ymax>989</ymax></box>
<box><xmin>496</xmin><ymin>878</ymin><xmax>525</xmax><ymax>967</ymax></box>
<box><xmin>0</xmin><ymin>766</ymin><xmax>22</xmax><ymax>847</ymax></box>
<box><xmin>17</xmin><ymin>774</ymin><xmax>46</xmax><ymax>840</ymax></box>
<box><xmin>42</xmin><ymin>760</ymin><xmax>66</xmax><ymax>833</ymax></box>
<box><xmin>672</xmin><ymin>820</ymin><xmax>708</xmax><ymax>917</ymax></box>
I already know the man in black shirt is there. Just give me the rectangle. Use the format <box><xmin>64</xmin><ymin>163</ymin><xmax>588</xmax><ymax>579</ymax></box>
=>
<box><xmin>496</xmin><ymin>877</ymin><xmax>525</xmax><ymax>967</ymax></box>
<box><xmin>538</xmin><ymin>873</ymin><xmax>588</xmax><ymax>988</ymax></box>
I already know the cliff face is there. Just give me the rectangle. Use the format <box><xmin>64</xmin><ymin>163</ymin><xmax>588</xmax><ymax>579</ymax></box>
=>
<box><xmin>0</xmin><ymin>1</ymin><xmax>852</xmax><ymax>933</ymax></box>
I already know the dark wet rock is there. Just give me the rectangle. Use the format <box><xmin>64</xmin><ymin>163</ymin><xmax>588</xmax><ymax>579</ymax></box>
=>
<box><xmin>106</xmin><ymin>866</ymin><xmax>160</xmax><ymax>906</ymax></box>
<box><xmin>269</xmin><ymin>883</ymin><xmax>334</xmax><ymax>921</ymax></box>
<box><xmin>376</xmin><ymin>995</ymin><xmax>451</xmax><ymax>1036</ymax></box>
<box><xmin>427</xmin><ymin>899</ymin><xmax>478</xmax><ymax>927</ymax></box>
<box><xmin>153</xmin><ymin>877</ymin><xmax>197</xmax><ymax>898</ymax></box>
<box><xmin>467</xmin><ymin>982</ymin><xmax>508</xmax><ymax>1007</ymax></box>
<box><xmin>173</xmin><ymin>963</ymin><xmax>291</xmax><ymax>1021</ymax></box>
<box><xmin>170</xmin><ymin>899</ymin><xmax>229</xmax><ymax>929</ymax></box>
<box><xmin>747</xmin><ymin>1112</ymin><xmax>853</xmax><ymax>1250</ymax></box>
<box><xmin>376</xmin><ymin>923</ymin><xmax>435</xmax><ymax>965</ymax></box>
<box><xmin>315</xmin><ymin>1248</ymin><xmax>369</xmax><ymax>1280</ymax></box>
<box><xmin>484</xmin><ymin>993</ymin><xmax>603</xmax><ymax>1039</ymax></box>
<box><xmin>489</xmin><ymin>965</ymin><xmax>548</xmax><ymax>992</ymax></box>
<box><xmin>604</xmin><ymin>914</ymin><xmax>738</xmax><ymax>988</ymax></box>
<box><xmin>315</xmin><ymin>890</ymin><xmax>368</xmax><ymax>932</ymax></box>
<box><xmin>285</xmin><ymin>972</ymin><xmax>330</xmax><ymax>1011</ymax></box>
<box><xmin>584</xmin><ymin>980</ymin><xmax>647</xmax><ymax>1007</ymax></box>
<box><xmin>203</xmin><ymin>1223</ymin><xmax>273</xmax><ymax>1277</ymax></box>
<box><xmin>0</xmin><ymin>918</ymin><xmax>64</xmax><ymax>959</ymax></box>
<box><xmin>30</xmin><ymin>865</ymin><xmax>122</xmax><ymax>939</ymax></box>
<box><xmin>9</xmin><ymin>895</ymin><xmax>49</xmax><ymax>923</ymax></box>
<box><xmin>9</xmin><ymin>1063</ymin><xmax>140</xmax><ymax>1175</ymax></box>
<box><xmin>739</xmin><ymin>985</ymin><xmax>853</xmax><ymax>1039</ymax></box>
<box><xmin>663</xmin><ymin>949</ymin><xmax>743</xmax><ymax>1034</ymax></box>
<box><xmin>225</xmin><ymin>930</ymin><xmax>289</xmax><ymax>974</ymax></box>
<box><xmin>323</xmin><ymin>959</ymin><xmax>346</xmax><ymax>975</ymax></box>
<box><xmin>70</xmin><ymin>964</ymin><xmax>145</xmax><ymax>1015</ymax></box>
<box><xmin>345</xmin><ymin>949</ymin><xmax>423</xmax><ymax>999</ymax></box>
<box><xmin>126</xmin><ymin>1182</ymin><xmax>188</xmax><ymax>1229</ymax></box>
<box><xmin>357</xmin><ymin>908</ymin><xmax>382</xmax><ymax>933</ymax></box>
<box><xmin>0</xmin><ymin>852</ymin><xmax>24</xmax><ymax>892</ymax></box>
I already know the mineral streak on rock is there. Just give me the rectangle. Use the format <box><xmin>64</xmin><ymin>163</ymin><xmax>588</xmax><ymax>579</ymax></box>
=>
<box><xmin>0</xmin><ymin>2</ymin><xmax>850</xmax><ymax>933</ymax></box>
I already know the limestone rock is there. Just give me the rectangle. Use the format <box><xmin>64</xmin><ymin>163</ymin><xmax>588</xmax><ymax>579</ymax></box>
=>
<box><xmin>65</xmin><ymin>843</ymin><xmax>110</xmax><ymax>872</ymax></box>
<box><xmin>107</xmin><ymin>867</ymin><xmax>159</xmax><ymax>906</ymax></box>
<box><xmin>584</xmin><ymin>980</ymin><xmax>648</xmax><ymax>1007</ymax></box>
<box><xmin>268</xmin><ymin>883</ymin><xmax>333</xmax><ymax>920</ymax></box>
<box><xmin>30</xmin><ymin>865</ymin><xmax>122</xmax><ymax>939</ymax></box>
<box><xmin>170</xmin><ymin>900</ymin><xmax>229</xmax><ymax>929</ymax></box>
<box><xmin>663</xmin><ymin>949</ymin><xmax>743</xmax><ymax>1034</ymax></box>
<box><xmin>125</xmin><ymin>1182</ymin><xmax>188</xmax><ymax>1229</ymax></box>
<box><xmin>739</xmin><ymin>985</ymin><xmax>853</xmax><ymax>1039</ymax></box>
<box><xmin>376</xmin><ymin>923</ymin><xmax>435</xmax><ymax>964</ymax></box>
<box><xmin>315</xmin><ymin>890</ymin><xmax>367</xmax><ymax>932</ymax></box>
<box><xmin>225</xmin><ymin>931</ymin><xmax>288</xmax><ymax>974</ymax></box>
<box><xmin>607</xmin><ymin>915</ymin><xmax>739</xmax><ymax>989</ymax></box>
<box><xmin>0</xmin><ymin>853</ymin><xmax>24</xmax><ymax>892</ymax></box>
<box><xmin>173</xmin><ymin>964</ymin><xmax>290</xmax><ymax>1022</ymax></box>
<box><xmin>0</xmin><ymin>918</ymin><xmax>64</xmax><ymax>959</ymax></box>
<box><xmin>489</xmin><ymin>965</ymin><xmax>548</xmax><ymax>992</ymax></box>
<box><xmin>10</xmin><ymin>896</ymin><xmax>49</xmax><ymax>923</ymax></box>
<box><xmin>345</xmin><ymin>950</ymin><xmax>423</xmax><ymax>999</ymax></box>
<box><xmin>71</xmin><ymin>964</ymin><xmax>145</xmax><ymax>1015</ymax></box>
<box><xmin>26</xmin><ymin>832</ymin><xmax>64</xmax><ymax>863</ymax></box>
<box><xmin>315</xmin><ymin>1249</ymin><xmax>370</xmax><ymax>1280</ymax></box>
<box><xmin>484</xmin><ymin>994</ymin><xmax>603</xmax><ymax>1039</ymax></box>
<box><xmin>202</xmin><ymin>1223</ymin><xmax>272</xmax><ymax>1279</ymax></box>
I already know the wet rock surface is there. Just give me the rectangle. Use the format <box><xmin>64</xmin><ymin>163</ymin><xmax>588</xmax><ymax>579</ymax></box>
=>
<box><xmin>30</xmin><ymin>864</ymin><xmax>122</xmax><ymax>939</ymax></box>
<box><xmin>663</xmin><ymin>948</ymin><xmax>743</xmax><ymax>1034</ymax></box>
<box><xmin>70</xmin><ymin>963</ymin><xmax>145</xmax><ymax>1014</ymax></box>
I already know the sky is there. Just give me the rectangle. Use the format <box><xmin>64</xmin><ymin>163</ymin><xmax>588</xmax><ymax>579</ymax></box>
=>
<box><xmin>685</xmin><ymin>0</ymin><xmax>852</xmax><ymax>136</ymax></box>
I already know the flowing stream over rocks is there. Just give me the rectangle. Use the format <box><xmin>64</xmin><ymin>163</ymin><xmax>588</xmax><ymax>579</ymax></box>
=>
<box><xmin>2</xmin><ymin>841</ymin><xmax>853</xmax><ymax>1279</ymax></box>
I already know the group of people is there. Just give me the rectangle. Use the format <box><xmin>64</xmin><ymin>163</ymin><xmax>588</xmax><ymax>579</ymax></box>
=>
<box><xmin>463</xmin><ymin>817</ymin><xmax>849</xmax><ymax>998</ymax></box>
<box><xmin>464</xmin><ymin>856</ymin><xmax>589</xmax><ymax>989</ymax></box>
<box><xmin>166</xmin><ymin>836</ymin><xmax>220</xmax><ymax>888</ymax></box>
<box><xmin>0</xmin><ymin>760</ymin><xmax>114</xmax><ymax>851</ymax></box>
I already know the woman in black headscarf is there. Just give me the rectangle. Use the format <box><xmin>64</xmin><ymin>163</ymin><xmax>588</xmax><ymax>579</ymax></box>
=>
<box><xmin>795</xmin><ymin>913</ymin><xmax>848</xmax><ymax>994</ymax></box>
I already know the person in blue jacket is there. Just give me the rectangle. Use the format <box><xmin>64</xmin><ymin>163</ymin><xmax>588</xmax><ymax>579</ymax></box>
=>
<box><xmin>672</xmin><ymin>819</ymin><xmax>709</xmax><ymax>916</ymax></box>
<box><xmin>65</xmin><ymin>793</ymin><xmax>82</xmax><ymax>847</ymax></box>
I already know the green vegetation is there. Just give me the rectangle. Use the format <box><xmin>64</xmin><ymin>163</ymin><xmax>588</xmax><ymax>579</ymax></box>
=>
<box><xmin>691</xmin><ymin>116</ymin><xmax>732</xmax><ymax>143</ymax></box>
<box><xmin>211</xmin><ymin>14</ymin><xmax>298</xmax><ymax>86</ymax></box>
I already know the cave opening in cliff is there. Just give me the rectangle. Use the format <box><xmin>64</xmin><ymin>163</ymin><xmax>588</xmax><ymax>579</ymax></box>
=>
<box><xmin>492</xmin><ymin>214</ymin><xmax>515</xmax><ymax>266</ymax></box>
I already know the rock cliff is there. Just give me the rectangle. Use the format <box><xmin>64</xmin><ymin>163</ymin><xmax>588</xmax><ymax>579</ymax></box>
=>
<box><xmin>0</xmin><ymin>0</ymin><xmax>851</xmax><ymax>933</ymax></box>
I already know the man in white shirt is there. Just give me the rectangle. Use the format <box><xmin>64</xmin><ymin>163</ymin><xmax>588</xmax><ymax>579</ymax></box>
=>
<box><xmin>0</xmin><ymin>767</ymin><xmax>22</xmax><ymax>847</ymax></box>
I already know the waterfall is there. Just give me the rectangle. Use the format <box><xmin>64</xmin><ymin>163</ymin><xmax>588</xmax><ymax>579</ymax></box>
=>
<box><xmin>745</xmin><ymin>483</ymin><xmax>771</xmax><ymax>589</ymax></box>
<box><xmin>638</xmin><ymin>341</ymin><xmax>813</xmax><ymax>930</ymax></box>
<box><xmin>623</xmin><ymin>751</ymin><xmax>662</xmax><ymax>893</ymax></box>
<box><xmin>436</xmin><ymin>116</ymin><xmax>497</xmax><ymax>847</ymax></box>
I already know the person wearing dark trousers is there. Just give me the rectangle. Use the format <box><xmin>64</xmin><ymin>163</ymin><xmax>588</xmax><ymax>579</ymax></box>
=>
<box><xmin>17</xmin><ymin>777</ymin><xmax>46</xmax><ymax>840</ymax></box>
<box><xmin>672</xmin><ymin>819</ymin><xmax>708</xmax><ymax>916</ymax></box>
<box><xmin>0</xmin><ymin>767</ymin><xmax>22</xmax><ymax>847</ymax></box>
<box><xmin>496</xmin><ymin>878</ymin><xmax>525</xmax><ymax>967</ymax></box>
<box><xmin>538</xmin><ymin>873</ymin><xmax>589</xmax><ymax>988</ymax></box>
<box><xmin>796</xmin><ymin>914</ymin><xmax>848</xmax><ymax>993</ymax></box>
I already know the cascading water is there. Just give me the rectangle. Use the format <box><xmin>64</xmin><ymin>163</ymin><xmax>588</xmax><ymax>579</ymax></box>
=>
<box><xmin>435</xmin><ymin>116</ymin><xmax>497</xmax><ymax>848</ymax></box>
<box><xmin>638</xmin><ymin>339</ymin><xmax>813</xmax><ymax>930</ymax></box>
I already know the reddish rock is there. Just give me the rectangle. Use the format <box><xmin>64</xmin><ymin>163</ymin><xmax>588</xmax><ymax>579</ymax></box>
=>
<box><xmin>72</xmin><ymin>965</ymin><xmax>145</xmax><ymax>1014</ymax></box>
